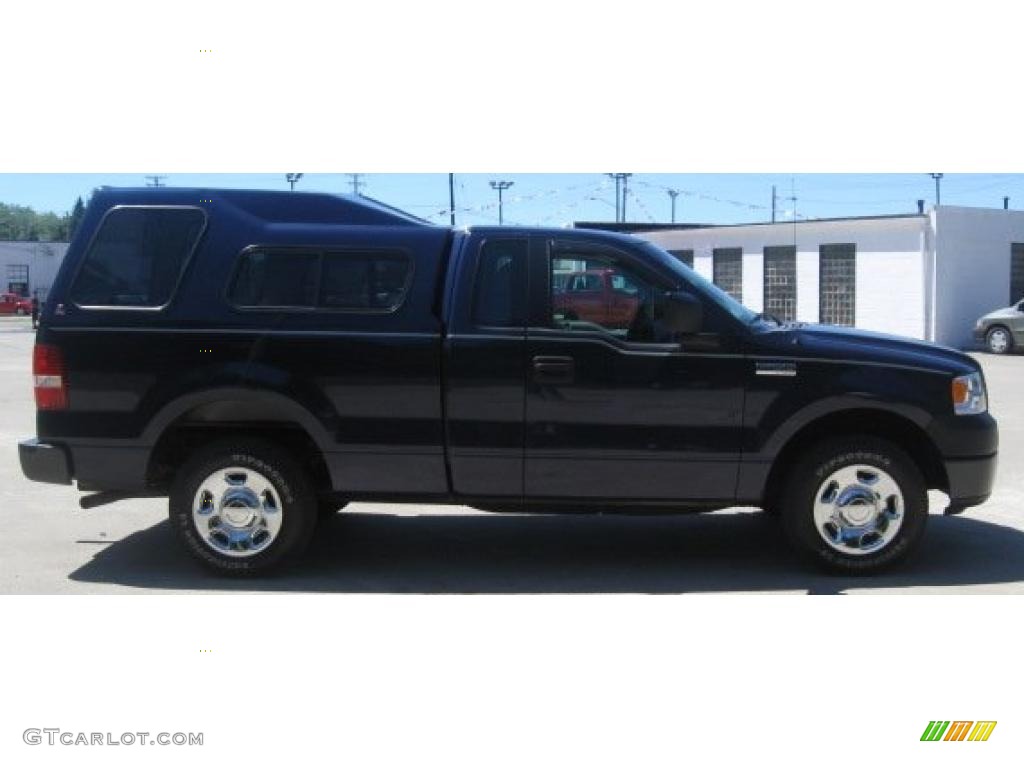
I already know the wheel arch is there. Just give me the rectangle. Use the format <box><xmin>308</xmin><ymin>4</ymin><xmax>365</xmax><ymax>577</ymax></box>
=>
<box><xmin>144</xmin><ymin>388</ymin><xmax>334</xmax><ymax>493</ymax></box>
<box><xmin>761</xmin><ymin>408</ymin><xmax>948</xmax><ymax>509</ymax></box>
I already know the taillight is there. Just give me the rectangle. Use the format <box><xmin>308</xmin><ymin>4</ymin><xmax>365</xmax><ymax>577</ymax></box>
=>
<box><xmin>33</xmin><ymin>344</ymin><xmax>68</xmax><ymax>410</ymax></box>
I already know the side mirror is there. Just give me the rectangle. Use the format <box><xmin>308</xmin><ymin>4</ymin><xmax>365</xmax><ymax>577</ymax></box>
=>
<box><xmin>662</xmin><ymin>291</ymin><xmax>703</xmax><ymax>335</ymax></box>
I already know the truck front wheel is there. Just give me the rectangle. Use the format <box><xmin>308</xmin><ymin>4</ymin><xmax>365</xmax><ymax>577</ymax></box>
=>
<box><xmin>781</xmin><ymin>436</ymin><xmax>928</xmax><ymax>574</ymax></box>
<box><xmin>169</xmin><ymin>438</ymin><xmax>318</xmax><ymax>575</ymax></box>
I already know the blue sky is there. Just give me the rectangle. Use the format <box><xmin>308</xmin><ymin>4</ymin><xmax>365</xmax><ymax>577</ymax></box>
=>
<box><xmin>1</xmin><ymin>173</ymin><xmax>1022</xmax><ymax>227</ymax></box>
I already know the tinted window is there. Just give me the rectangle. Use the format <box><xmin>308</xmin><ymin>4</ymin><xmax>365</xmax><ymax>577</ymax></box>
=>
<box><xmin>320</xmin><ymin>251</ymin><xmax>411</xmax><ymax>311</ymax></box>
<box><xmin>473</xmin><ymin>239</ymin><xmax>526</xmax><ymax>327</ymax></box>
<box><xmin>229</xmin><ymin>250</ymin><xmax>319</xmax><ymax>308</ymax></box>
<box><xmin>70</xmin><ymin>207</ymin><xmax>204</xmax><ymax>307</ymax></box>
<box><xmin>550</xmin><ymin>251</ymin><xmax>671</xmax><ymax>343</ymax></box>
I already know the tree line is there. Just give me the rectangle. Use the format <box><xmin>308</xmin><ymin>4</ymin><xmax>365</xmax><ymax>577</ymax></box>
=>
<box><xmin>0</xmin><ymin>197</ymin><xmax>86</xmax><ymax>242</ymax></box>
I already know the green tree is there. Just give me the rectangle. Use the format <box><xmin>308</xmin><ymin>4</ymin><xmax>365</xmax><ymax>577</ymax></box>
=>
<box><xmin>0</xmin><ymin>201</ymin><xmax>78</xmax><ymax>241</ymax></box>
<box><xmin>68</xmin><ymin>196</ymin><xmax>86</xmax><ymax>240</ymax></box>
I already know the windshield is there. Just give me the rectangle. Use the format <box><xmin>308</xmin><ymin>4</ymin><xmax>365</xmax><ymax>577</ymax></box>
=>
<box><xmin>635</xmin><ymin>240</ymin><xmax>759</xmax><ymax>325</ymax></box>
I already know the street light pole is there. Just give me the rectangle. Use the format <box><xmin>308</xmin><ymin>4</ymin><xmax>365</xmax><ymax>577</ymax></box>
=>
<box><xmin>667</xmin><ymin>189</ymin><xmax>680</xmax><ymax>223</ymax></box>
<box><xmin>286</xmin><ymin>173</ymin><xmax>303</xmax><ymax>191</ymax></box>
<box><xmin>489</xmin><ymin>180</ymin><xmax>514</xmax><ymax>225</ymax></box>
<box><xmin>606</xmin><ymin>173</ymin><xmax>632</xmax><ymax>222</ymax></box>
<box><xmin>930</xmin><ymin>173</ymin><xmax>944</xmax><ymax>207</ymax></box>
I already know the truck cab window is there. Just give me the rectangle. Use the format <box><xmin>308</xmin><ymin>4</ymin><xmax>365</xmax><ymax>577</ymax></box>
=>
<box><xmin>472</xmin><ymin>239</ymin><xmax>526</xmax><ymax>327</ymax></box>
<box><xmin>550</xmin><ymin>252</ymin><xmax>670</xmax><ymax>343</ymax></box>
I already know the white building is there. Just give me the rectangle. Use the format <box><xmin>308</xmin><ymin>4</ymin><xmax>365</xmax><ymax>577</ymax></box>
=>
<box><xmin>0</xmin><ymin>241</ymin><xmax>69</xmax><ymax>300</ymax></box>
<box><xmin>633</xmin><ymin>206</ymin><xmax>1024</xmax><ymax>349</ymax></box>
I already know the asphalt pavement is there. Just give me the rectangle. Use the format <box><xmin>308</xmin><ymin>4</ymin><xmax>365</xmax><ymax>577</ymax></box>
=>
<box><xmin>1</xmin><ymin>315</ymin><xmax>1021</xmax><ymax>594</ymax></box>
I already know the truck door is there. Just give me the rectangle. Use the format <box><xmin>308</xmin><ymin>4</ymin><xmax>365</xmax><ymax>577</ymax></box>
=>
<box><xmin>444</xmin><ymin>233</ymin><xmax>528</xmax><ymax>497</ymax></box>
<box><xmin>524</xmin><ymin>236</ymin><xmax>745</xmax><ymax>501</ymax></box>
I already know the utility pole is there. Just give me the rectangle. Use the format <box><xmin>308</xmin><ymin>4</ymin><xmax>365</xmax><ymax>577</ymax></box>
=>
<box><xmin>285</xmin><ymin>173</ymin><xmax>303</xmax><ymax>191</ymax></box>
<box><xmin>145</xmin><ymin>175</ymin><xmax>166</xmax><ymax>187</ymax></box>
<box><xmin>930</xmin><ymin>173</ymin><xmax>944</xmax><ymax>207</ymax></box>
<box><xmin>449</xmin><ymin>174</ymin><xmax>456</xmax><ymax>226</ymax></box>
<box><xmin>667</xmin><ymin>189</ymin><xmax>680</xmax><ymax>223</ymax></box>
<box><xmin>347</xmin><ymin>174</ymin><xmax>365</xmax><ymax>196</ymax></box>
<box><xmin>606</xmin><ymin>174</ymin><xmax>620</xmax><ymax>222</ymax></box>
<box><xmin>621</xmin><ymin>174</ymin><xmax>632</xmax><ymax>222</ymax></box>
<box><xmin>489</xmin><ymin>180</ymin><xmax>514</xmax><ymax>225</ymax></box>
<box><xmin>606</xmin><ymin>173</ymin><xmax>632</xmax><ymax>222</ymax></box>
<box><xmin>771</xmin><ymin>185</ymin><xmax>777</xmax><ymax>223</ymax></box>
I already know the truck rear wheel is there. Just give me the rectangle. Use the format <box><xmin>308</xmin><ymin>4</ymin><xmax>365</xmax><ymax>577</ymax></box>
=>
<box><xmin>169</xmin><ymin>438</ymin><xmax>318</xmax><ymax>575</ymax></box>
<box><xmin>781</xmin><ymin>436</ymin><xmax>927</xmax><ymax>574</ymax></box>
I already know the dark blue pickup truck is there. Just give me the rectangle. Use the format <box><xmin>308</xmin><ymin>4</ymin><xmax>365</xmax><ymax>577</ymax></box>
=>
<box><xmin>19</xmin><ymin>187</ymin><xmax>998</xmax><ymax>575</ymax></box>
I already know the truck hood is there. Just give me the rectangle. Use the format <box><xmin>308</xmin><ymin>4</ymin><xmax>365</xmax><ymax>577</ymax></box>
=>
<box><xmin>762</xmin><ymin>323</ymin><xmax>978</xmax><ymax>376</ymax></box>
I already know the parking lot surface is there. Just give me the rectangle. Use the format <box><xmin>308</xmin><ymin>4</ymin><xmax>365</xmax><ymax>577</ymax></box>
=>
<box><xmin>1</xmin><ymin>315</ymin><xmax>1021</xmax><ymax>594</ymax></box>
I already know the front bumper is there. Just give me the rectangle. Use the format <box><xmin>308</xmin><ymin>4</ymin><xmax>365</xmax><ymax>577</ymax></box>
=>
<box><xmin>18</xmin><ymin>438</ymin><xmax>72</xmax><ymax>485</ymax></box>
<box><xmin>944</xmin><ymin>453</ymin><xmax>997</xmax><ymax>509</ymax></box>
<box><xmin>927</xmin><ymin>411</ymin><xmax>997</xmax><ymax>511</ymax></box>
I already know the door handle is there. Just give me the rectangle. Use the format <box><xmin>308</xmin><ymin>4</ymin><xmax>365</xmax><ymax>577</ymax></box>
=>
<box><xmin>532</xmin><ymin>355</ymin><xmax>575</xmax><ymax>385</ymax></box>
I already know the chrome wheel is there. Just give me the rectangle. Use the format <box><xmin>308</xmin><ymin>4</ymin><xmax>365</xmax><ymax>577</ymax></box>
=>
<box><xmin>812</xmin><ymin>464</ymin><xmax>904</xmax><ymax>555</ymax></box>
<box><xmin>191</xmin><ymin>467</ymin><xmax>284</xmax><ymax>558</ymax></box>
<box><xmin>987</xmin><ymin>327</ymin><xmax>1011</xmax><ymax>354</ymax></box>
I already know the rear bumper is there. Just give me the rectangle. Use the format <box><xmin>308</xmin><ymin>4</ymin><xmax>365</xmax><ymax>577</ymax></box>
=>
<box><xmin>944</xmin><ymin>453</ymin><xmax>997</xmax><ymax>508</ymax></box>
<box><xmin>18</xmin><ymin>439</ymin><xmax>72</xmax><ymax>485</ymax></box>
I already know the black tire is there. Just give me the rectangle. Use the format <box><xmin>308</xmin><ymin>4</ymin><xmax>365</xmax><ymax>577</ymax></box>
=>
<box><xmin>781</xmin><ymin>436</ymin><xmax>928</xmax><ymax>574</ymax></box>
<box><xmin>169</xmin><ymin>438</ymin><xmax>318</xmax><ymax>575</ymax></box>
<box><xmin>985</xmin><ymin>325</ymin><xmax>1013</xmax><ymax>355</ymax></box>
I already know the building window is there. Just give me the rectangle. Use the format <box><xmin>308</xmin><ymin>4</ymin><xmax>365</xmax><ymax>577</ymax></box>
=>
<box><xmin>819</xmin><ymin>243</ymin><xmax>856</xmax><ymax>326</ymax></box>
<box><xmin>713</xmin><ymin>248</ymin><xmax>743</xmax><ymax>302</ymax></box>
<box><xmin>1011</xmin><ymin>244</ymin><xmax>1024</xmax><ymax>304</ymax></box>
<box><xmin>6</xmin><ymin>264</ymin><xmax>29</xmax><ymax>296</ymax></box>
<box><xmin>668</xmin><ymin>249</ymin><xmax>694</xmax><ymax>269</ymax></box>
<box><xmin>763</xmin><ymin>246</ymin><xmax>796</xmax><ymax>322</ymax></box>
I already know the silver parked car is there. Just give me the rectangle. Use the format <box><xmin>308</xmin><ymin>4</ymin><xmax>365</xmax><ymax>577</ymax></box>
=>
<box><xmin>974</xmin><ymin>298</ymin><xmax>1024</xmax><ymax>353</ymax></box>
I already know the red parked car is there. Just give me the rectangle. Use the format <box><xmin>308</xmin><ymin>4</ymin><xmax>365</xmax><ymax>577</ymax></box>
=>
<box><xmin>0</xmin><ymin>293</ymin><xmax>32</xmax><ymax>315</ymax></box>
<box><xmin>552</xmin><ymin>268</ymin><xmax>642</xmax><ymax>329</ymax></box>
